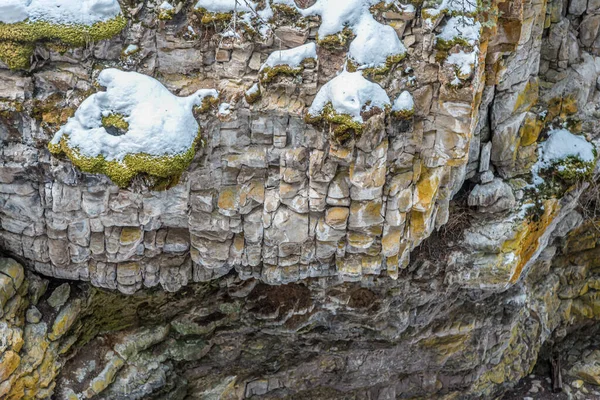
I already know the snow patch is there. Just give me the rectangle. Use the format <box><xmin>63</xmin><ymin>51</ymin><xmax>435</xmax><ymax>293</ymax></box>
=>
<box><xmin>540</xmin><ymin>129</ymin><xmax>595</xmax><ymax>165</ymax></box>
<box><xmin>348</xmin><ymin>14</ymin><xmax>406</xmax><ymax>69</ymax></box>
<box><xmin>308</xmin><ymin>70</ymin><xmax>390</xmax><ymax>122</ymax></box>
<box><xmin>0</xmin><ymin>0</ymin><xmax>122</xmax><ymax>25</ymax></box>
<box><xmin>438</xmin><ymin>16</ymin><xmax>481</xmax><ymax>44</ymax></box>
<box><xmin>392</xmin><ymin>91</ymin><xmax>414</xmax><ymax>112</ymax></box>
<box><xmin>271</xmin><ymin>0</ymin><xmax>405</xmax><ymax>69</ymax></box>
<box><xmin>530</xmin><ymin>128</ymin><xmax>596</xmax><ymax>186</ymax></box>
<box><xmin>51</xmin><ymin>69</ymin><xmax>218</xmax><ymax>161</ymax></box>
<box><xmin>261</xmin><ymin>42</ymin><xmax>317</xmax><ymax>70</ymax></box>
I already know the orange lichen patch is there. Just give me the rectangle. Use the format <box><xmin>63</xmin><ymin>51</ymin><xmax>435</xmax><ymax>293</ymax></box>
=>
<box><xmin>519</xmin><ymin>114</ymin><xmax>544</xmax><ymax>147</ymax></box>
<box><xmin>504</xmin><ymin>199</ymin><xmax>560</xmax><ymax>284</ymax></box>
<box><xmin>546</xmin><ymin>96</ymin><xmax>578</xmax><ymax>122</ymax></box>
<box><xmin>412</xmin><ymin>166</ymin><xmax>442</xmax><ymax>212</ymax></box>
<box><xmin>513</xmin><ymin>78</ymin><xmax>539</xmax><ymax>113</ymax></box>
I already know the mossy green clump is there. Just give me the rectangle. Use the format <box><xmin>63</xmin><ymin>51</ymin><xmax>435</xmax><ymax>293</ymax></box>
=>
<box><xmin>101</xmin><ymin>113</ymin><xmax>129</xmax><ymax>132</ymax></box>
<box><xmin>157</xmin><ymin>8</ymin><xmax>175</xmax><ymax>21</ymax></box>
<box><xmin>196</xmin><ymin>7</ymin><xmax>237</xmax><ymax>25</ymax></box>
<box><xmin>271</xmin><ymin>4</ymin><xmax>301</xmax><ymax>20</ymax></box>
<box><xmin>0</xmin><ymin>41</ymin><xmax>34</xmax><ymax>70</ymax></box>
<box><xmin>316</xmin><ymin>27</ymin><xmax>354</xmax><ymax>50</ymax></box>
<box><xmin>0</xmin><ymin>15</ymin><xmax>126</xmax><ymax>70</ymax></box>
<box><xmin>260</xmin><ymin>65</ymin><xmax>302</xmax><ymax>84</ymax></box>
<box><xmin>245</xmin><ymin>86</ymin><xmax>261</xmax><ymax>104</ymax></box>
<box><xmin>306</xmin><ymin>103</ymin><xmax>365</xmax><ymax>145</ymax></box>
<box><xmin>351</xmin><ymin>52</ymin><xmax>407</xmax><ymax>78</ymax></box>
<box><xmin>259</xmin><ymin>57</ymin><xmax>315</xmax><ymax>84</ymax></box>
<box><xmin>193</xmin><ymin>95</ymin><xmax>220</xmax><ymax>114</ymax></box>
<box><xmin>545</xmin><ymin>155</ymin><xmax>596</xmax><ymax>185</ymax></box>
<box><xmin>435</xmin><ymin>37</ymin><xmax>472</xmax><ymax>63</ymax></box>
<box><xmin>49</xmin><ymin>131</ymin><xmax>203</xmax><ymax>189</ymax></box>
<box><xmin>391</xmin><ymin>108</ymin><xmax>414</xmax><ymax>120</ymax></box>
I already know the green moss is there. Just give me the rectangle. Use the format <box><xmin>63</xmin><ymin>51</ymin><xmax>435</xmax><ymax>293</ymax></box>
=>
<box><xmin>101</xmin><ymin>113</ymin><xmax>129</xmax><ymax>132</ymax></box>
<box><xmin>196</xmin><ymin>8</ymin><xmax>236</xmax><ymax>25</ymax></box>
<box><xmin>0</xmin><ymin>16</ymin><xmax>126</xmax><ymax>45</ymax></box>
<box><xmin>545</xmin><ymin>155</ymin><xmax>596</xmax><ymax>184</ymax></box>
<box><xmin>435</xmin><ymin>37</ymin><xmax>472</xmax><ymax>63</ymax></box>
<box><xmin>245</xmin><ymin>86</ymin><xmax>261</xmax><ymax>104</ymax></box>
<box><xmin>0</xmin><ymin>41</ymin><xmax>33</xmax><ymax>70</ymax></box>
<box><xmin>271</xmin><ymin>4</ymin><xmax>301</xmax><ymax>20</ymax></box>
<box><xmin>306</xmin><ymin>103</ymin><xmax>364</xmax><ymax>145</ymax></box>
<box><xmin>49</xmin><ymin>130</ymin><xmax>203</xmax><ymax>189</ymax></box>
<box><xmin>391</xmin><ymin>109</ymin><xmax>414</xmax><ymax>120</ymax></box>
<box><xmin>259</xmin><ymin>57</ymin><xmax>316</xmax><ymax>85</ymax></box>
<box><xmin>356</xmin><ymin>52</ymin><xmax>407</xmax><ymax>78</ymax></box>
<box><xmin>316</xmin><ymin>27</ymin><xmax>354</xmax><ymax>50</ymax></box>
<box><xmin>0</xmin><ymin>15</ymin><xmax>126</xmax><ymax>70</ymax></box>
<box><xmin>259</xmin><ymin>65</ymin><xmax>301</xmax><ymax>84</ymax></box>
<box><xmin>157</xmin><ymin>8</ymin><xmax>175</xmax><ymax>21</ymax></box>
<box><xmin>193</xmin><ymin>95</ymin><xmax>219</xmax><ymax>114</ymax></box>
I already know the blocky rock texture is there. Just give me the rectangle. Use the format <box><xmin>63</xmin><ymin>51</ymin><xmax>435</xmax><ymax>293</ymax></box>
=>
<box><xmin>2</xmin><ymin>0</ymin><xmax>600</xmax><ymax>398</ymax></box>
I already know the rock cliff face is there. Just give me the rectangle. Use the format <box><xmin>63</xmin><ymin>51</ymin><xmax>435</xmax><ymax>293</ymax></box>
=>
<box><xmin>1</xmin><ymin>0</ymin><xmax>600</xmax><ymax>398</ymax></box>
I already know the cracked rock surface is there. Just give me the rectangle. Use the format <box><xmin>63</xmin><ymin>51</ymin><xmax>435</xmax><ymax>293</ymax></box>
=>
<box><xmin>2</xmin><ymin>0</ymin><xmax>600</xmax><ymax>398</ymax></box>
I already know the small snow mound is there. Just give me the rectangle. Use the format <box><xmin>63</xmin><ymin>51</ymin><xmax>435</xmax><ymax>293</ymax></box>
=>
<box><xmin>349</xmin><ymin>15</ymin><xmax>406</xmax><ymax>69</ymax></box>
<box><xmin>392</xmin><ymin>91</ymin><xmax>414</xmax><ymax>112</ymax></box>
<box><xmin>261</xmin><ymin>42</ymin><xmax>317</xmax><ymax>70</ymax></box>
<box><xmin>159</xmin><ymin>1</ymin><xmax>174</xmax><ymax>11</ymax></box>
<box><xmin>195</xmin><ymin>0</ymin><xmax>256</xmax><ymax>13</ymax></box>
<box><xmin>445</xmin><ymin>48</ymin><xmax>478</xmax><ymax>85</ymax></box>
<box><xmin>540</xmin><ymin>129</ymin><xmax>595</xmax><ymax>165</ymax></box>
<box><xmin>308</xmin><ymin>71</ymin><xmax>390</xmax><ymax>122</ymax></box>
<box><xmin>51</xmin><ymin>69</ymin><xmax>218</xmax><ymax>161</ymax></box>
<box><xmin>0</xmin><ymin>0</ymin><xmax>122</xmax><ymax>25</ymax></box>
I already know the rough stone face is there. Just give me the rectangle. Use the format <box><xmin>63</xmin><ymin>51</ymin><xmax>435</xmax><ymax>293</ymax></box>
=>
<box><xmin>1</xmin><ymin>0</ymin><xmax>600</xmax><ymax>398</ymax></box>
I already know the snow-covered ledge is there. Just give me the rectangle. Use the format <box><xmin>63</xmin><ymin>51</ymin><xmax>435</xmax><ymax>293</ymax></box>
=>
<box><xmin>259</xmin><ymin>42</ymin><xmax>317</xmax><ymax>84</ymax></box>
<box><xmin>0</xmin><ymin>0</ymin><xmax>126</xmax><ymax>70</ymax></box>
<box><xmin>49</xmin><ymin>69</ymin><xmax>218</xmax><ymax>188</ymax></box>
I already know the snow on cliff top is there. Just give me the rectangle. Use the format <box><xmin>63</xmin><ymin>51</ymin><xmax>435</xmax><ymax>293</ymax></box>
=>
<box><xmin>0</xmin><ymin>0</ymin><xmax>122</xmax><ymax>25</ymax></box>
<box><xmin>299</xmin><ymin>0</ymin><xmax>405</xmax><ymax>68</ymax></box>
<box><xmin>540</xmin><ymin>129</ymin><xmax>596</xmax><ymax>165</ymax></box>
<box><xmin>51</xmin><ymin>69</ymin><xmax>218</xmax><ymax>161</ymax></box>
<box><xmin>194</xmin><ymin>0</ymin><xmax>257</xmax><ymax>13</ymax></box>
<box><xmin>261</xmin><ymin>42</ymin><xmax>317</xmax><ymax>70</ymax></box>
<box><xmin>308</xmin><ymin>70</ymin><xmax>390</xmax><ymax>122</ymax></box>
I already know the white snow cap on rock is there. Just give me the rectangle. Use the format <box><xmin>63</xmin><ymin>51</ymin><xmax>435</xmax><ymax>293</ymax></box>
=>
<box><xmin>195</xmin><ymin>0</ymin><xmax>256</xmax><ymax>12</ymax></box>
<box><xmin>392</xmin><ymin>91</ymin><xmax>414</xmax><ymax>112</ymax></box>
<box><xmin>271</xmin><ymin>0</ymin><xmax>405</xmax><ymax>68</ymax></box>
<box><xmin>540</xmin><ymin>129</ymin><xmax>596</xmax><ymax>165</ymax></box>
<box><xmin>438</xmin><ymin>16</ymin><xmax>481</xmax><ymax>44</ymax></box>
<box><xmin>308</xmin><ymin>70</ymin><xmax>390</xmax><ymax>122</ymax></box>
<box><xmin>0</xmin><ymin>0</ymin><xmax>122</xmax><ymax>25</ymax></box>
<box><xmin>261</xmin><ymin>42</ymin><xmax>317</xmax><ymax>70</ymax></box>
<box><xmin>348</xmin><ymin>15</ymin><xmax>406</xmax><ymax>69</ymax></box>
<box><xmin>51</xmin><ymin>69</ymin><xmax>218</xmax><ymax>161</ymax></box>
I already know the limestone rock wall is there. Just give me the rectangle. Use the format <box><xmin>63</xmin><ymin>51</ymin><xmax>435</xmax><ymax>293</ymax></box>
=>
<box><xmin>2</xmin><ymin>0</ymin><xmax>600</xmax><ymax>398</ymax></box>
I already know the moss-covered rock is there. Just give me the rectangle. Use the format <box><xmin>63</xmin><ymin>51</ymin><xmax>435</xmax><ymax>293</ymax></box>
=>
<box><xmin>0</xmin><ymin>16</ymin><xmax>126</xmax><ymax>70</ymax></box>
<box><xmin>49</xmin><ymin>132</ymin><xmax>203</xmax><ymax>189</ymax></box>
